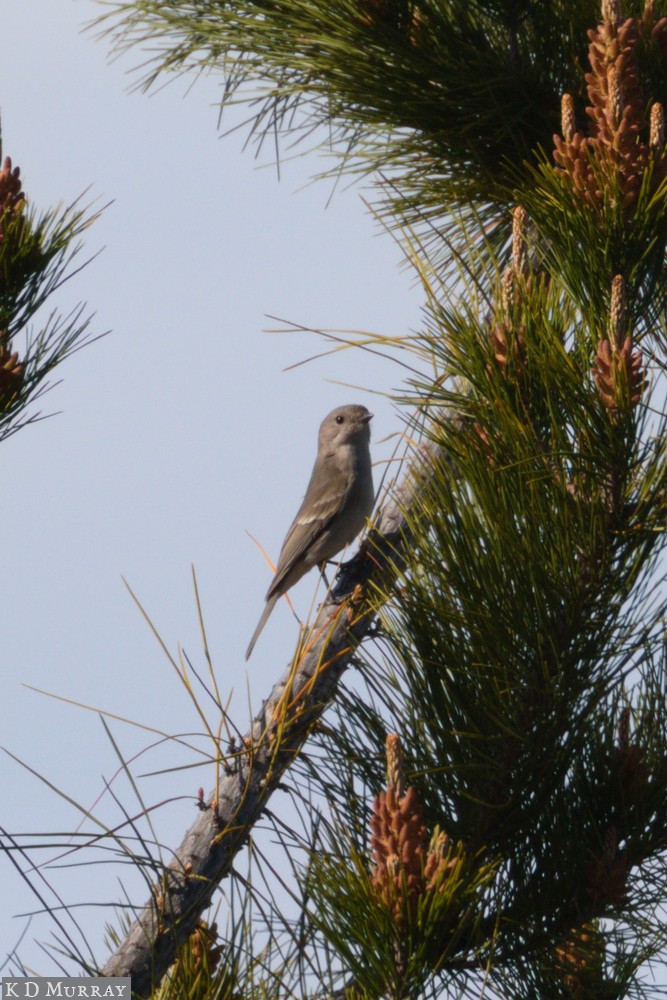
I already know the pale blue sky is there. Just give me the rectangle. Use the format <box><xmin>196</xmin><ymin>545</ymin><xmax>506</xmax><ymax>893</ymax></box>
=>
<box><xmin>0</xmin><ymin>0</ymin><xmax>423</xmax><ymax>972</ymax></box>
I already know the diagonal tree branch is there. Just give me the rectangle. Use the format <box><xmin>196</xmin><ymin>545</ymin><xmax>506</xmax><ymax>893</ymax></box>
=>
<box><xmin>100</xmin><ymin>410</ymin><xmax>463</xmax><ymax>995</ymax></box>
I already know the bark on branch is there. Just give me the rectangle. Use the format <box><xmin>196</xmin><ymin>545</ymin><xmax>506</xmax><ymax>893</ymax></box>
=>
<box><xmin>101</xmin><ymin>414</ymin><xmax>460</xmax><ymax>996</ymax></box>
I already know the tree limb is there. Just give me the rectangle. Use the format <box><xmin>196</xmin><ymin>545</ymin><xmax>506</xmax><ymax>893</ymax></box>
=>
<box><xmin>101</xmin><ymin>419</ymin><xmax>459</xmax><ymax>996</ymax></box>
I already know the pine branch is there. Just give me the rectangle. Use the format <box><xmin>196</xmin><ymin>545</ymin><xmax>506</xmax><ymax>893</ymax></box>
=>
<box><xmin>100</xmin><ymin>405</ymin><xmax>466</xmax><ymax>995</ymax></box>
<box><xmin>0</xmin><ymin>143</ymin><xmax>102</xmax><ymax>441</ymax></box>
<box><xmin>94</xmin><ymin>0</ymin><xmax>604</xmax><ymax>263</ymax></box>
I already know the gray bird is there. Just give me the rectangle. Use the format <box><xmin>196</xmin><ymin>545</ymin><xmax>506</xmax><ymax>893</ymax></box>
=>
<box><xmin>245</xmin><ymin>404</ymin><xmax>374</xmax><ymax>659</ymax></box>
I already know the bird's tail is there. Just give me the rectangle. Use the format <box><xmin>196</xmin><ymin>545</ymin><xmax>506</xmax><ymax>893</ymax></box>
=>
<box><xmin>245</xmin><ymin>593</ymin><xmax>280</xmax><ymax>660</ymax></box>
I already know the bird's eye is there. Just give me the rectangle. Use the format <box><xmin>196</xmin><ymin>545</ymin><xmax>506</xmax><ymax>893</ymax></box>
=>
<box><xmin>335</xmin><ymin>415</ymin><xmax>345</xmax><ymax>424</ymax></box>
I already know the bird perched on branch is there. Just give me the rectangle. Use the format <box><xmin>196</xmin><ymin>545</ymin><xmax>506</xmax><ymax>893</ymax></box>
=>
<box><xmin>246</xmin><ymin>404</ymin><xmax>374</xmax><ymax>660</ymax></box>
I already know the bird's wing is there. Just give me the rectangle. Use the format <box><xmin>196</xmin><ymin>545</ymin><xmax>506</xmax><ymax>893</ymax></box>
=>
<box><xmin>266</xmin><ymin>457</ymin><xmax>350</xmax><ymax>600</ymax></box>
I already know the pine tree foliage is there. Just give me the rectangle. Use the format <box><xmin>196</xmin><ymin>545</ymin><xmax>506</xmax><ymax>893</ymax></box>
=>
<box><xmin>289</xmin><ymin>50</ymin><xmax>666</xmax><ymax>996</ymax></box>
<box><xmin>7</xmin><ymin>0</ymin><xmax>664</xmax><ymax>996</ymax></box>
<box><xmin>0</xmin><ymin>146</ymin><xmax>99</xmax><ymax>441</ymax></box>
<box><xmin>98</xmin><ymin>0</ymin><xmax>609</xmax><ymax>272</ymax></box>
<box><xmin>283</xmin><ymin>196</ymin><xmax>666</xmax><ymax>996</ymax></box>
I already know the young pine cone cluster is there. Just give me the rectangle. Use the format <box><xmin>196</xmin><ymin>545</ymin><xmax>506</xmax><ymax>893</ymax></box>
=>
<box><xmin>371</xmin><ymin>786</ymin><xmax>428</xmax><ymax>923</ymax></box>
<box><xmin>370</xmin><ymin>735</ymin><xmax>458</xmax><ymax>926</ymax></box>
<box><xmin>172</xmin><ymin>920</ymin><xmax>223</xmax><ymax>979</ymax></box>
<box><xmin>371</xmin><ymin>786</ymin><xmax>457</xmax><ymax>923</ymax></box>
<box><xmin>489</xmin><ymin>318</ymin><xmax>527</xmax><ymax>382</ymax></box>
<box><xmin>553</xmin><ymin>3</ymin><xmax>667</xmax><ymax>213</ymax></box>
<box><xmin>0</xmin><ymin>156</ymin><xmax>25</xmax><ymax>239</ymax></box>
<box><xmin>555</xmin><ymin>923</ymin><xmax>607</xmax><ymax>998</ymax></box>
<box><xmin>585</xmin><ymin>827</ymin><xmax>629</xmax><ymax>910</ymax></box>
<box><xmin>0</xmin><ymin>343</ymin><xmax>23</xmax><ymax>389</ymax></box>
<box><xmin>592</xmin><ymin>336</ymin><xmax>646</xmax><ymax>409</ymax></box>
<box><xmin>0</xmin><ymin>155</ymin><xmax>30</xmax><ymax>405</ymax></box>
<box><xmin>614</xmin><ymin>706</ymin><xmax>650</xmax><ymax>808</ymax></box>
<box><xmin>487</xmin><ymin>213</ymin><xmax>535</xmax><ymax>387</ymax></box>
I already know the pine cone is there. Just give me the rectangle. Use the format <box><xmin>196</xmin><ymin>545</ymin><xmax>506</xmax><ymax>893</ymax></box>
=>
<box><xmin>553</xmin><ymin>6</ymin><xmax>667</xmax><ymax>214</ymax></box>
<box><xmin>489</xmin><ymin>321</ymin><xmax>526</xmax><ymax>381</ymax></box>
<box><xmin>385</xmin><ymin>733</ymin><xmax>405</xmax><ymax>797</ymax></box>
<box><xmin>423</xmin><ymin>828</ymin><xmax>459</xmax><ymax>890</ymax></box>
<box><xmin>0</xmin><ymin>344</ymin><xmax>24</xmax><ymax>400</ymax></box>
<box><xmin>0</xmin><ymin>156</ymin><xmax>25</xmax><ymax>243</ymax></box>
<box><xmin>555</xmin><ymin>924</ymin><xmax>606</xmax><ymax>997</ymax></box>
<box><xmin>614</xmin><ymin>709</ymin><xmax>650</xmax><ymax>810</ymax></box>
<box><xmin>586</xmin><ymin>827</ymin><xmax>628</xmax><ymax>908</ymax></box>
<box><xmin>0</xmin><ymin>157</ymin><xmax>24</xmax><ymax>217</ymax></box>
<box><xmin>592</xmin><ymin>336</ymin><xmax>646</xmax><ymax>410</ymax></box>
<box><xmin>175</xmin><ymin>920</ymin><xmax>222</xmax><ymax>977</ymax></box>
<box><xmin>561</xmin><ymin>93</ymin><xmax>577</xmax><ymax>143</ymax></box>
<box><xmin>370</xmin><ymin>785</ymin><xmax>427</xmax><ymax>922</ymax></box>
<box><xmin>650</xmin><ymin>101</ymin><xmax>665</xmax><ymax>150</ymax></box>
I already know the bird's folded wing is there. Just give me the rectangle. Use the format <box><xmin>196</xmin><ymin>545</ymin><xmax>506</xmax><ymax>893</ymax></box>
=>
<box><xmin>266</xmin><ymin>484</ymin><xmax>348</xmax><ymax>600</ymax></box>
